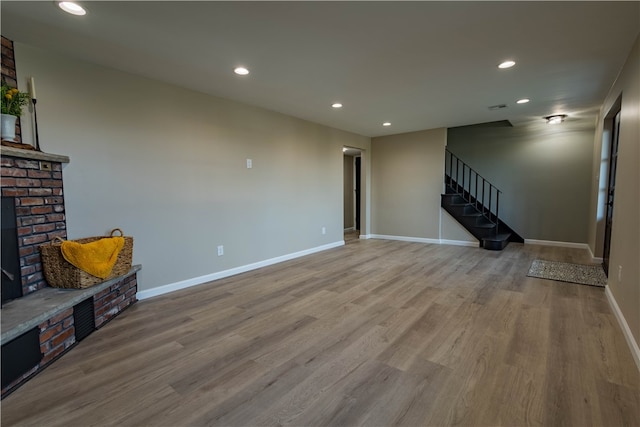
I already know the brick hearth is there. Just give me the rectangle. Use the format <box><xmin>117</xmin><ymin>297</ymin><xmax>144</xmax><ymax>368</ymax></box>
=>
<box><xmin>1</xmin><ymin>266</ymin><xmax>140</xmax><ymax>396</ymax></box>
<box><xmin>1</xmin><ymin>146</ymin><xmax>140</xmax><ymax>398</ymax></box>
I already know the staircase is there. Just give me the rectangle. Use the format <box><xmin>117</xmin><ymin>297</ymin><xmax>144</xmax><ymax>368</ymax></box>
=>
<box><xmin>441</xmin><ymin>149</ymin><xmax>523</xmax><ymax>250</ymax></box>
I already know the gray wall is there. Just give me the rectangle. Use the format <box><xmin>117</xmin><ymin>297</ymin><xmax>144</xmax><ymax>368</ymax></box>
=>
<box><xmin>372</xmin><ymin>129</ymin><xmax>445</xmax><ymax>238</ymax></box>
<box><xmin>589</xmin><ymin>35</ymin><xmax>639</xmax><ymax>347</ymax></box>
<box><xmin>15</xmin><ymin>43</ymin><xmax>371</xmax><ymax>293</ymax></box>
<box><xmin>447</xmin><ymin>122</ymin><xmax>595</xmax><ymax>243</ymax></box>
<box><xmin>370</xmin><ymin>128</ymin><xmax>474</xmax><ymax>243</ymax></box>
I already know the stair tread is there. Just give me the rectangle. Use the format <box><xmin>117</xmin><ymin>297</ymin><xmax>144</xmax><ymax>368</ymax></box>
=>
<box><xmin>441</xmin><ymin>190</ymin><xmax>523</xmax><ymax>249</ymax></box>
<box><xmin>473</xmin><ymin>224</ymin><xmax>496</xmax><ymax>229</ymax></box>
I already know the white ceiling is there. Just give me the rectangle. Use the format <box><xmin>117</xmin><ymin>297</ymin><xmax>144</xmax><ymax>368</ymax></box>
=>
<box><xmin>1</xmin><ymin>1</ymin><xmax>638</xmax><ymax>137</ymax></box>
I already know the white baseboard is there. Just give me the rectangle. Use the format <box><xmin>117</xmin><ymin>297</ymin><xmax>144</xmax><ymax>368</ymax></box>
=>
<box><xmin>359</xmin><ymin>234</ymin><xmax>372</xmax><ymax>240</ymax></box>
<box><xmin>137</xmin><ymin>241</ymin><xmax>345</xmax><ymax>300</ymax></box>
<box><xmin>440</xmin><ymin>239</ymin><xmax>480</xmax><ymax>248</ymax></box>
<box><xmin>587</xmin><ymin>245</ymin><xmax>604</xmax><ymax>263</ymax></box>
<box><xmin>369</xmin><ymin>234</ymin><xmax>479</xmax><ymax>247</ymax></box>
<box><xmin>369</xmin><ymin>234</ymin><xmax>440</xmax><ymax>244</ymax></box>
<box><xmin>605</xmin><ymin>285</ymin><xmax>640</xmax><ymax>372</ymax></box>
<box><xmin>524</xmin><ymin>239</ymin><xmax>590</xmax><ymax>250</ymax></box>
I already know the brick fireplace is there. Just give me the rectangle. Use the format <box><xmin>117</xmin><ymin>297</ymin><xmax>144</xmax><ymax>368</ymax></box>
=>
<box><xmin>0</xmin><ymin>146</ymin><xmax>140</xmax><ymax>397</ymax></box>
<box><xmin>1</xmin><ymin>148</ymin><xmax>67</xmax><ymax>299</ymax></box>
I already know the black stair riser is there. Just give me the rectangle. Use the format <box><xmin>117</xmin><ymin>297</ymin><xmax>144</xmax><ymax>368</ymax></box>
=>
<box><xmin>483</xmin><ymin>239</ymin><xmax>509</xmax><ymax>250</ymax></box>
<box><xmin>441</xmin><ymin>196</ymin><xmax>515</xmax><ymax>250</ymax></box>
<box><xmin>441</xmin><ymin>192</ymin><xmax>523</xmax><ymax>245</ymax></box>
<box><xmin>443</xmin><ymin>158</ymin><xmax>523</xmax><ymax>250</ymax></box>
<box><xmin>444</xmin><ymin>205</ymin><xmax>495</xmax><ymax>229</ymax></box>
<box><xmin>441</xmin><ymin>204</ymin><xmax>496</xmax><ymax>241</ymax></box>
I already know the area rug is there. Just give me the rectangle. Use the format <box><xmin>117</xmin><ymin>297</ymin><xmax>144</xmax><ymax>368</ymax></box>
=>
<box><xmin>527</xmin><ymin>259</ymin><xmax>607</xmax><ymax>287</ymax></box>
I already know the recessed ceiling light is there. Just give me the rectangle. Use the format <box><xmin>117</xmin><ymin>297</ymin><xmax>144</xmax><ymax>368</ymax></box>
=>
<box><xmin>382</xmin><ymin>122</ymin><xmax>391</xmax><ymax>127</ymax></box>
<box><xmin>58</xmin><ymin>1</ymin><xmax>86</xmax><ymax>15</ymax></box>
<box><xmin>234</xmin><ymin>67</ymin><xmax>249</xmax><ymax>75</ymax></box>
<box><xmin>498</xmin><ymin>60</ymin><xmax>516</xmax><ymax>69</ymax></box>
<box><xmin>516</xmin><ymin>98</ymin><xmax>530</xmax><ymax>104</ymax></box>
<box><xmin>332</xmin><ymin>103</ymin><xmax>343</xmax><ymax>108</ymax></box>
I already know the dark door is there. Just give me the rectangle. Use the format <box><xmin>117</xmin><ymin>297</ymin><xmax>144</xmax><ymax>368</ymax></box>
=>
<box><xmin>602</xmin><ymin>110</ymin><xmax>620</xmax><ymax>275</ymax></box>
<box><xmin>355</xmin><ymin>157</ymin><xmax>361</xmax><ymax>231</ymax></box>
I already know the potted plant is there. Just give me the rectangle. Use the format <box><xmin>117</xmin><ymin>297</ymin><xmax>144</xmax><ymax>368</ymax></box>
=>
<box><xmin>1</xmin><ymin>80</ymin><xmax>30</xmax><ymax>142</ymax></box>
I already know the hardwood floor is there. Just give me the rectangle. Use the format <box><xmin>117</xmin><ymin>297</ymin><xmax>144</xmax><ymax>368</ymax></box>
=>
<box><xmin>2</xmin><ymin>238</ymin><xmax>639</xmax><ymax>426</ymax></box>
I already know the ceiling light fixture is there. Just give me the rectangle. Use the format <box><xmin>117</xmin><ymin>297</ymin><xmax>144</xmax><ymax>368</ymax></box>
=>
<box><xmin>332</xmin><ymin>103</ymin><xmax>343</xmax><ymax>108</ymax></box>
<box><xmin>544</xmin><ymin>114</ymin><xmax>567</xmax><ymax>124</ymax></box>
<box><xmin>382</xmin><ymin>122</ymin><xmax>391</xmax><ymax>127</ymax></box>
<box><xmin>58</xmin><ymin>1</ymin><xmax>86</xmax><ymax>15</ymax></box>
<box><xmin>342</xmin><ymin>148</ymin><xmax>348</xmax><ymax>152</ymax></box>
<box><xmin>234</xmin><ymin>67</ymin><xmax>249</xmax><ymax>75</ymax></box>
<box><xmin>498</xmin><ymin>60</ymin><xmax>516</xmax><ymax>69</ymax></box>
<box><xmin>516</xmin><ymin>98</ymin><xmax>530</xmax><ymax>104</ymax></box>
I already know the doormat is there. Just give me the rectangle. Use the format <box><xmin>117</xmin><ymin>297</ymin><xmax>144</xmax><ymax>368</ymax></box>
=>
<box><xmin>527</xmin><ymin>259</ymin><xmax>607</xmax><ymax>288</ymax></box>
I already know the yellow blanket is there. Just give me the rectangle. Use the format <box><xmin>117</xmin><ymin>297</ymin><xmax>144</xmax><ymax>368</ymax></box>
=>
<box><xmin>61</xmin><ymin>237</ymin><xmax>124</xmax><ymax>279</ymax></box>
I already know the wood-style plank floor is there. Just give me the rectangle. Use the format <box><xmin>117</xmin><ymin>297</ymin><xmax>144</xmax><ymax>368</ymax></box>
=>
<box><xmin>2</xmin><ymin>235</ymin><xmax>639</xmax><ymax>426</ymax></box>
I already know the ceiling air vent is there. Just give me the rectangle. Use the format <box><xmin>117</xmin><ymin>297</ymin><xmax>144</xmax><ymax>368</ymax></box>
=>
<box><xmin>488</xmin><ymin>104</ymin><xmax>508</xmax><ymax>111</ymax></box>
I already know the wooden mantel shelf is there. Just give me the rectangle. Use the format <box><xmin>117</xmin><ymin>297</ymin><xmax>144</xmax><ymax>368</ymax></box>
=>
<box><xmin>0</xmin><ymin>146</ymin><xmax>70</xmax><ymax>164</ymax></box>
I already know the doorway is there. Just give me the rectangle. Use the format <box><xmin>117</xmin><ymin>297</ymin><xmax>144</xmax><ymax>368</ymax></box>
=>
<box><xmin>602</xmin><ymin>109</ymin><xmax>621</xmax><ymax>275</ymax></box>
<box><xmin>355</xmin><ymin>156</ymin><xmax>361</xmax><ymax>231</ymax></box>
<box><xmin>343</xmin><ymin>147</ymin><xmax>363</xmax><ymax>240</ymax></box>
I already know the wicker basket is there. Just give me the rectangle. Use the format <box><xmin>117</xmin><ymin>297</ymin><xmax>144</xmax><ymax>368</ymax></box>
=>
<box><xmin>39</xmin><ymin>228</ymin><xmax>133</xmax><ymax>289</ymax></box>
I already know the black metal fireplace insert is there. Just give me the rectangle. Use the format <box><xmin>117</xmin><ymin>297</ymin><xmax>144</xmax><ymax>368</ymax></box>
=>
<box><xmin>1</xmin><ymin>197</ymin><xmax>23</xmax><ymax>304</ymax></box>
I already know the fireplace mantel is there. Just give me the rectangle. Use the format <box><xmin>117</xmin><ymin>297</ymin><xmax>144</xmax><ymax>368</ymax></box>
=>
<box><xmin>0</xmin><ymin>145</ymin><xmax>70</xmax><ymax>163</ymax></box>
<box><xmin>0</xmin><ymin>146</ymin><xmax>70</xmax><ymax>164</ymax></box>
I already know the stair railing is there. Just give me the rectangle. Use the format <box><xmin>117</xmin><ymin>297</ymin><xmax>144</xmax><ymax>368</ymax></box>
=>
<box><xmin>445</xmin><ymin>149</ymin><xmax>501</xmax><ymax>235</ymax></box>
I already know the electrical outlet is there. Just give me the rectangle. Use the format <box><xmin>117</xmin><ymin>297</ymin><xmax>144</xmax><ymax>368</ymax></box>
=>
<box><xmin>618</xmin><ymin>265</ymin><xmax>622</xmax><ymax>282</ymax></box>
<box><xmin>217</xmin><ymin>245</ymin><xmax>224</xmax><ymax>256</ymax></box>
<box><xmin>39</xmin><ymin>161</ymin><xmax>52</xmax><ymax>171</ymax></box>
<box><xmin>322</xmin><ymin>227</ymin><xmax>326</xmax><ymax>235</ymax></box>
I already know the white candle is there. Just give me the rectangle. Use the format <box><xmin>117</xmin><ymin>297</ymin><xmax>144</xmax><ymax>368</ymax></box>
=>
<box><xmin>29</xmin><ymin>77</ymin><xmax>37</xmax><ymax>99</ymax></box>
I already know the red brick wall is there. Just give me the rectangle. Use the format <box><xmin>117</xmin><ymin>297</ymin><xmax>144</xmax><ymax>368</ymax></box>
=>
<box><xmin>1</xmin><ymin>35</ymin><xmax>22</xmax><ymax>143</ymax></box>
<box><xmin>1</xmin><ymin>36</ymin><xmax>17</xmax><ymax>87</ymax></box>
<box><xmin>39</xmin><ymin>308</ymin><xmax>75</xmax><ymax>365</ymax></box>
<box><xmin>0</xmin><ymin>156</ymin><xmax>66</xmax><ymax>295</ymax></box>
<box><xmin>94</xmin><ymin>274</ymin><xmax>138</xmax><ymax>328</ymax></box>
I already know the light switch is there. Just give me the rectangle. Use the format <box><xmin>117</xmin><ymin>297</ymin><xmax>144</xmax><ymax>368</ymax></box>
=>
<box><xmin>246</xmin><ymin>159</ymin><xmax>252</xmax><ymax>169</ymax></box>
